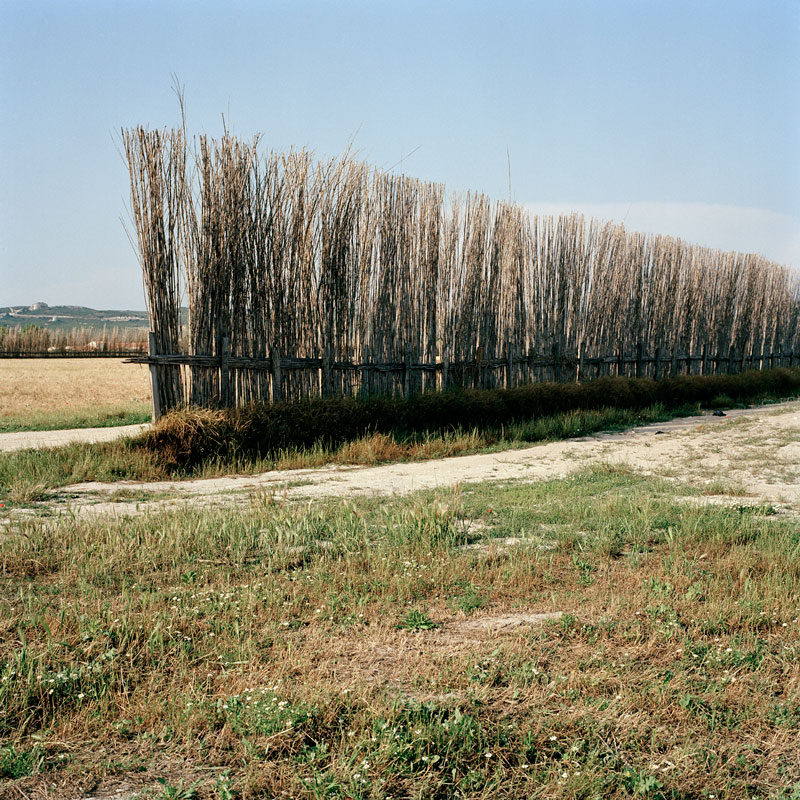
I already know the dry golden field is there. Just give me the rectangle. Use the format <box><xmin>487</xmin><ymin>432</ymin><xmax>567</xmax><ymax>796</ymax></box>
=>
<box><xmin>0</xmin><ymin>358</ymin><xmax>151</xmax><ymax>431</ymax></box>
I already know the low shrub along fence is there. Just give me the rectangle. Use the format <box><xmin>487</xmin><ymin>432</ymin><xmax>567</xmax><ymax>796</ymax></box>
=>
<box><xmin>138</xmin><ymin>367</ymin><xmax>800</xmax><ymax>468</ymax></box>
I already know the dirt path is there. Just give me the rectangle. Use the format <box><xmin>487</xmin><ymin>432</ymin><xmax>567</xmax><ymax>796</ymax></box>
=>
<box><xmin>27</xmin><ymin>401</ymin><xmax>798</xmax><ymax>519</ymax></box>
<box><xmin>0</xmin><ymin>422</ymin><xmax>150</xmax><ymax>452</ymax></box>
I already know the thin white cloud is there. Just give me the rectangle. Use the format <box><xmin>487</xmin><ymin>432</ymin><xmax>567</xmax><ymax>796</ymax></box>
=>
<box><xmin>522</xmin><ymin>201</ymin><xmax>800</xmax><ymax>271</ymax></box>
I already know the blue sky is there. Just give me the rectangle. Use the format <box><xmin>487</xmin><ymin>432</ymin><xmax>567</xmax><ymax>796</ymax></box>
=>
<box><xmin>1</xmin><ymin>0</ymin><xmax>798</xmax><ymax>310</ymax></box>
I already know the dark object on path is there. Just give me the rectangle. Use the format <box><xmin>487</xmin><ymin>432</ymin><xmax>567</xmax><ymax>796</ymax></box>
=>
<box><xmin>655</xmin><ymin>430</ymin><xmax>665</xmax><ymax>435</ymax></box>
<box><xmin>713</xmin><ymin>410</ymin><xmax>727</xmax><ymax>417</ymax></box>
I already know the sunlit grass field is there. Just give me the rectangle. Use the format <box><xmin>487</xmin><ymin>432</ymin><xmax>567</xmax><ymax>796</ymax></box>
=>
<box><xmin>1</xmin><ymin>466</ymin><xmax>798</xmax><ymax>798</ymax></box>
<box><xmin>0</xmin><ymin>358</ymin><xmax>151</xmax><ymax>432</ymax></box>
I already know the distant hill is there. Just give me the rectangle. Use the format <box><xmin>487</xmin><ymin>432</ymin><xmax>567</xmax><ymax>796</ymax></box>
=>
<box><xmin>0</xmin><ymin>304</ymin><xmax>152</xmax><ymax>332</ymax></box>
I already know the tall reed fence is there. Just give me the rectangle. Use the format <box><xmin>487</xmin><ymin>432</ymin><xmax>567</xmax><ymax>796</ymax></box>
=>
<box><xmin>122</xmin><ymin>127</ymin><xmax>800</xmax><ymax>416</ymax></box>
<box><xmin>0</xmin><ymin>325</ymin><xmax>147</xmax><ymax>358</ymax></box>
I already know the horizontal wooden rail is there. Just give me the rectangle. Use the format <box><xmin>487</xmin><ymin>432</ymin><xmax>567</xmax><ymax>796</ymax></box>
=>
<box><xmin>126</xmin><ymin>350</ymin><xmax>798</xmax><ymax>372</ymax></box>
<box><xmin>128</xmin><ymin>337</ymin><xmax>799</xmax><ymax>420</ymax></box>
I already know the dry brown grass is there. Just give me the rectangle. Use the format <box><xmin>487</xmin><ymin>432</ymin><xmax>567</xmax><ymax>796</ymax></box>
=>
<box><xmin>0</xmin><ymin>359</ymin><xmax>151</xmax><ymax>431</ymax></box>
<box><xmin>332</xmin><ymin>432</ymin><xmax>487</xmax><ymax>466</ymax></box>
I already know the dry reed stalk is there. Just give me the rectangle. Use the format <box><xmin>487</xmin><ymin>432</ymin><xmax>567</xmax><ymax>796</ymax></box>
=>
<box><xmin>122</xmin><ymin>126</ymin><xmax>186</xmax><ymax>408</ymax></box>
<box><xmin>0</xmin><ymin>325</ymin><xmax>147</xmax><ymax>355</ymax></box>
<box><xmin>122</xmin><ymin>125</ymin><xmax>800</xmax><ymax>410</ymax></box>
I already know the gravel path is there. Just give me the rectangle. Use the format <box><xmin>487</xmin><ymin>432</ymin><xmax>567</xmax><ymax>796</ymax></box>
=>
<box><xmin>26</xmin><ymin>400</ymin><xmax>799</xmax><ymax>518</ymax></box>
<box><xmin>0</xmin><ymin>423</ymin><xmax>150</xmax><ymax>452</ymax></box>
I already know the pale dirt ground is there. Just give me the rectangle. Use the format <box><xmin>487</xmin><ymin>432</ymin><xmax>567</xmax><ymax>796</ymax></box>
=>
<box><xmin>0</xmin><ymin>358</ymin><xmax>151</xmax><ymax>432</ymax></box>
<box><xmin>13</xmin><ymin>400</ymin><xmax>798</xmax><ymax>521</ymax></box>
<box><xmin>0</xmin><ymin>422</ymin><xmax>150</xmax><ymax>451</ymax></box>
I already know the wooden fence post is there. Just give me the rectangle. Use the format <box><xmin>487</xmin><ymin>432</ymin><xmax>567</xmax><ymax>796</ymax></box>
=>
<box><xmin>271</xmin><ymin>345</ymin><xmax>282</xmax><ymax>402</ymax></box>
<box><xmin>322</xmin><ymin>346</ymin><xmax>332</xmax><ymax>397</ymax></box>
<box><xmin>577</xmin><ymin>340</ymin><xmax>586</xmax><ymax>382</ymax></box>
<box><xmin>728</xmin><ymin>345</ymin><xmax>736</xmax><ymax>374</ymax></box>
<box><xmin>220</xmin><ymin>336</ymin><xmax>230</xmax><ymax>408</ymax></box>
<box><xmin>670</xmin><ymin>343</ymin><xmax>679</xmax><ymax>377</ymax></box>
<box><xmin>404</xmin><ymin>347</ymin><xmax>412</xmax><ymax>397</ymax></box>
<box><xmin>506</xmin><ymin>340</ymin><xmax>513</xmax><ymax>389</ymax></box>
<box><xmin>473</xmin><ymin>346</ymin><xmax>483</xmax><ymax>389</ymax></box>
<box><xmin>442</xmin><ymin>352</ymin><xmax>449</xmax><ymax>392</ymax></box>
<box><xmin>148</xmin><ymin>331</ymin><xmax>161</xmax><ymax>421</ymax></box>
<box><xmin>635</xmin><ymin>342</ymin><xmax>643</xmax><ymax>379</ymax></box>
<box><xmin>653</xmin><ymin>346</ymin><xmax>661</xmax><ymax>381</ymax></box>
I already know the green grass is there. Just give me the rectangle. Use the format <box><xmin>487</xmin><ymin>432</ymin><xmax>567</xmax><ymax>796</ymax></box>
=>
<box><xmin>0</xmin><ymin>466</ymin><xmax>798</xmax><ymax>797</ymax></box>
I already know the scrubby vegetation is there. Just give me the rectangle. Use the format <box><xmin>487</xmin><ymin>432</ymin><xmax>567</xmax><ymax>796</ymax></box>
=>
<box><xmin>1</xmin><ymin>467</ymin><xmax>798</xmax><ymax>797</ymax></box>
<box><xmin>0</xmin><ymin>323</ymin><xmax>146</xmax><ymax>356</ymax></box>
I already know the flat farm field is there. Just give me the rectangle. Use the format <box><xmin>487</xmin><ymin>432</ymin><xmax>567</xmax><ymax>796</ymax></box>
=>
<box><xmin>0</xmin><ymin>358</ymin><xmax>151</xmax><ymax>432</ymax></box>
